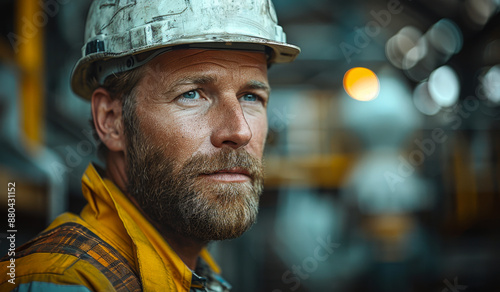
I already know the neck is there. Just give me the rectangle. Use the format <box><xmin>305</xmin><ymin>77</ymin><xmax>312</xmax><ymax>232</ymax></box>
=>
<box><xmin>157</xmin><ymin>226</ymin><xmax>208</xmax><ymax>270</ymax></box>
<box><xmin>105</xmin><ymin>151</ymin><xmax>128</xmax><ymax>193</ymax></box>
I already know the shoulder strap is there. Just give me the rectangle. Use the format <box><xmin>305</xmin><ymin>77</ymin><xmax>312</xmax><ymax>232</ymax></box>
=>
<box><xmin>11</xmin><ymin>222</ymin><xmax>142</xmax><ymax>292</ymax></box>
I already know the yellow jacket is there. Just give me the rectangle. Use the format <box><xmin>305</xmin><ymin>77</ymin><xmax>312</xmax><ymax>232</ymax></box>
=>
<box><xmin>0</xmin><ymin>164</ymin><xmax>229</xmax><ymax>291</ymax></box>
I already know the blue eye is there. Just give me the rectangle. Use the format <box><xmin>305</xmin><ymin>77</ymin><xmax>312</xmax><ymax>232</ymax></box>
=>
<box><xmin>181</xmin><ymin>91</ymin><xmax>200</xmax><ymax>99</ymax></box>
<box><xmin>241</xmin><ymin>94</ymin><xmax>258</xmax><ymax>102</ymax></box>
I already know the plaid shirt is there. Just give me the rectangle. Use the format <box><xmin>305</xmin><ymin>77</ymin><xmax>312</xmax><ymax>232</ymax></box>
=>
<box><xmin>3</xmin><ymin>222</ymin><xmax>142</xmax><ymax>291</ymax></box>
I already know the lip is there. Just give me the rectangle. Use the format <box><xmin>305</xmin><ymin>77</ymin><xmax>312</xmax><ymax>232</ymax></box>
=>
<box><xmin>214</xmin><ymin>167</ymin><xmax>250</xmax><ymax>176</ymax></box>
<box><xmin>200</xmin><ymin>167</ymin><xmax>251</xmax><ymax>182</ymax></box>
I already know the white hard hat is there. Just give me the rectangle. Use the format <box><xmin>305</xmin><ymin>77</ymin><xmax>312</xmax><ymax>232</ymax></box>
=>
<box><xmin>71</xmin><ymin>0</ymin><xmax>300</xmax><ymax>99</ymax></box>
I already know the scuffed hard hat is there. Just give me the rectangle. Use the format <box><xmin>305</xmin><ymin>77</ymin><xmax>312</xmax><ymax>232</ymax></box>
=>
<box><xmin>71</xmin><ymin>0</ymin><xmax>301</xmax><ymax>99</ymax></box>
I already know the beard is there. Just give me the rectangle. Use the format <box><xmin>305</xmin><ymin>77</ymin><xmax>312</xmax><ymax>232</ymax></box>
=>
<box><xmin>124</xmin><ymin>115</ymin><xmax>264</xmax><ymax>242</ymax></box>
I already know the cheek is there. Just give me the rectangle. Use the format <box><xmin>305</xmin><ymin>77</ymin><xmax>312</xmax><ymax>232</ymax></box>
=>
<box><xmin>248</xmin><ymin>114</ymin><xmax>268</xmax><ymax>154</ymax></box>
<box><xmin>139</xmin><ymin>107</ymin><xmax>212</xmax><ymax>160</ymax></box>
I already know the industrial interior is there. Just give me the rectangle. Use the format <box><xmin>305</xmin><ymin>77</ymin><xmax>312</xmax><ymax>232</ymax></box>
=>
<box><xmin>1</xmin><ymin>0</ymin><xmax>499</xmax><ymax>291</ymax></box>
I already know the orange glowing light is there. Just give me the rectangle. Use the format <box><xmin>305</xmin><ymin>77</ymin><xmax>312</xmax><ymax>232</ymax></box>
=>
<box><xmin>343</xmin><ymin>67</ymin><xmax>380</xmax><ymax>101</ymax></box>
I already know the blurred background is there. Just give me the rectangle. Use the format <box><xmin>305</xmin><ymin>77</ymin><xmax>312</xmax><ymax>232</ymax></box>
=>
<box><xmin>1</xmin><ymin>0</ymin><xmax>500</xmax><ymax>291</ymax></box>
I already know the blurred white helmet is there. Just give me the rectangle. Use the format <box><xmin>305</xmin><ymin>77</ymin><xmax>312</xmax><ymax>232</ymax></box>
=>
<box><xmin>71</xmin><ymin>0</ymin><xmax>300</xmax><ymax>99</ymax></box>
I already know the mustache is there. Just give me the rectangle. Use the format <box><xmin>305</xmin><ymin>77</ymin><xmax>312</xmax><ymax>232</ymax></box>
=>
<box><xmin>180</xmin><ymin>148</ymin><xmax>263</xmax><ymax>180</ymax></box>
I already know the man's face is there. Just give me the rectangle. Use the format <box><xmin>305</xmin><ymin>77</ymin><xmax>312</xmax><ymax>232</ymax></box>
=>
<box><xmin>124</xmin><ymin>49</ymin><xmax>269</xmax><ymax>241</ymax></box>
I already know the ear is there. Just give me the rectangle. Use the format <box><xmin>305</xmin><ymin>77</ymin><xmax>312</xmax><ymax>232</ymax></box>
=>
<box><xmin>91</xmin><ymin>88</ymin><xmax>126</xmax><ymax>152</ymax></box>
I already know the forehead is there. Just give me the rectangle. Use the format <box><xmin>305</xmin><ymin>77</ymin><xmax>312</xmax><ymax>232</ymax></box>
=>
<box><xmin>148</xmin><ymin>49</ymin><xmax>267</xmax><ymax>73</ymax></box>
<box><xmin>136</xmin><ymin>49</ymin><xmax>269</xmax><ymax>97</ymax></box>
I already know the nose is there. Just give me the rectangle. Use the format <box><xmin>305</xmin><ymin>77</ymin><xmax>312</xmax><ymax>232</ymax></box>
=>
<box><xmin>210</xmin><ymin>100</ymin><xmax>252</xmax><ymax>149</ymax></box>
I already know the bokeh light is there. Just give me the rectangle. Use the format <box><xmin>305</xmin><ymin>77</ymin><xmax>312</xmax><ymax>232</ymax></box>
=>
<box><xmin>413</xmin><ymin>82</ymin><xmax>441</xmax><ymax>115</ymax></box>
<box><xmin>483</xmin><ymin>65</ymin><xmax>500</xmax><ymax>103</ymax></box>
<box><xmin>465</xmin><ymin>0</ymin><xmax>498</xmax><ymax>26</ymax></box>
<box><xmin>403</xmin><ymin>37</ymin><xmax>428</xmax><ymax>70</ymax></box>
<box><xmin>386</xmin><ymin>26</ymin><xmax>424</xmax><ymax>69</ymax></box>
<box><xmin>428</xmin><ymin>19</ymin><xmax>463</xmax><ymax>56</ymax></box>
<box><xmin>428</xmin><ymin>65</ymin><xmax>460</xmax><ymax>107</ymax></box>
<box><xmin>343</xmin><ymin>67</ymin><xmax>380</xmax><ymax>101</ymax></box>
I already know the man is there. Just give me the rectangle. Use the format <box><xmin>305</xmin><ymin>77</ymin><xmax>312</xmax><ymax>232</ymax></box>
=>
<box><xmin>0</xmin><ymin>0</ymin><xmax>299</xmax><ymax>291</ymax></box>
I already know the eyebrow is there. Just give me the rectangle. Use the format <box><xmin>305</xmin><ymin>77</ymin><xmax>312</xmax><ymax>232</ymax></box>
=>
<box><xmin>161</xmin><ymin>75</ymin><xmax>218</xmax><ymax>96</ymax></box>
<box><xmin>175</xmin><ymin>75</ymin><xmax>218</xmax><ymax>86</ymax></box>
<box><xmin>246</xmin><ymin>80</ymin><xmax>271</xmax><ymax>94</ymax></box>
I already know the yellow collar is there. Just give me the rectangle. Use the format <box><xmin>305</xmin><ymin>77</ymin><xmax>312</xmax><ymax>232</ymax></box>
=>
<box><xmin>79</xmin><ymin>163</ymin><xmax>220</xmax><ymax>292</ymax></box>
